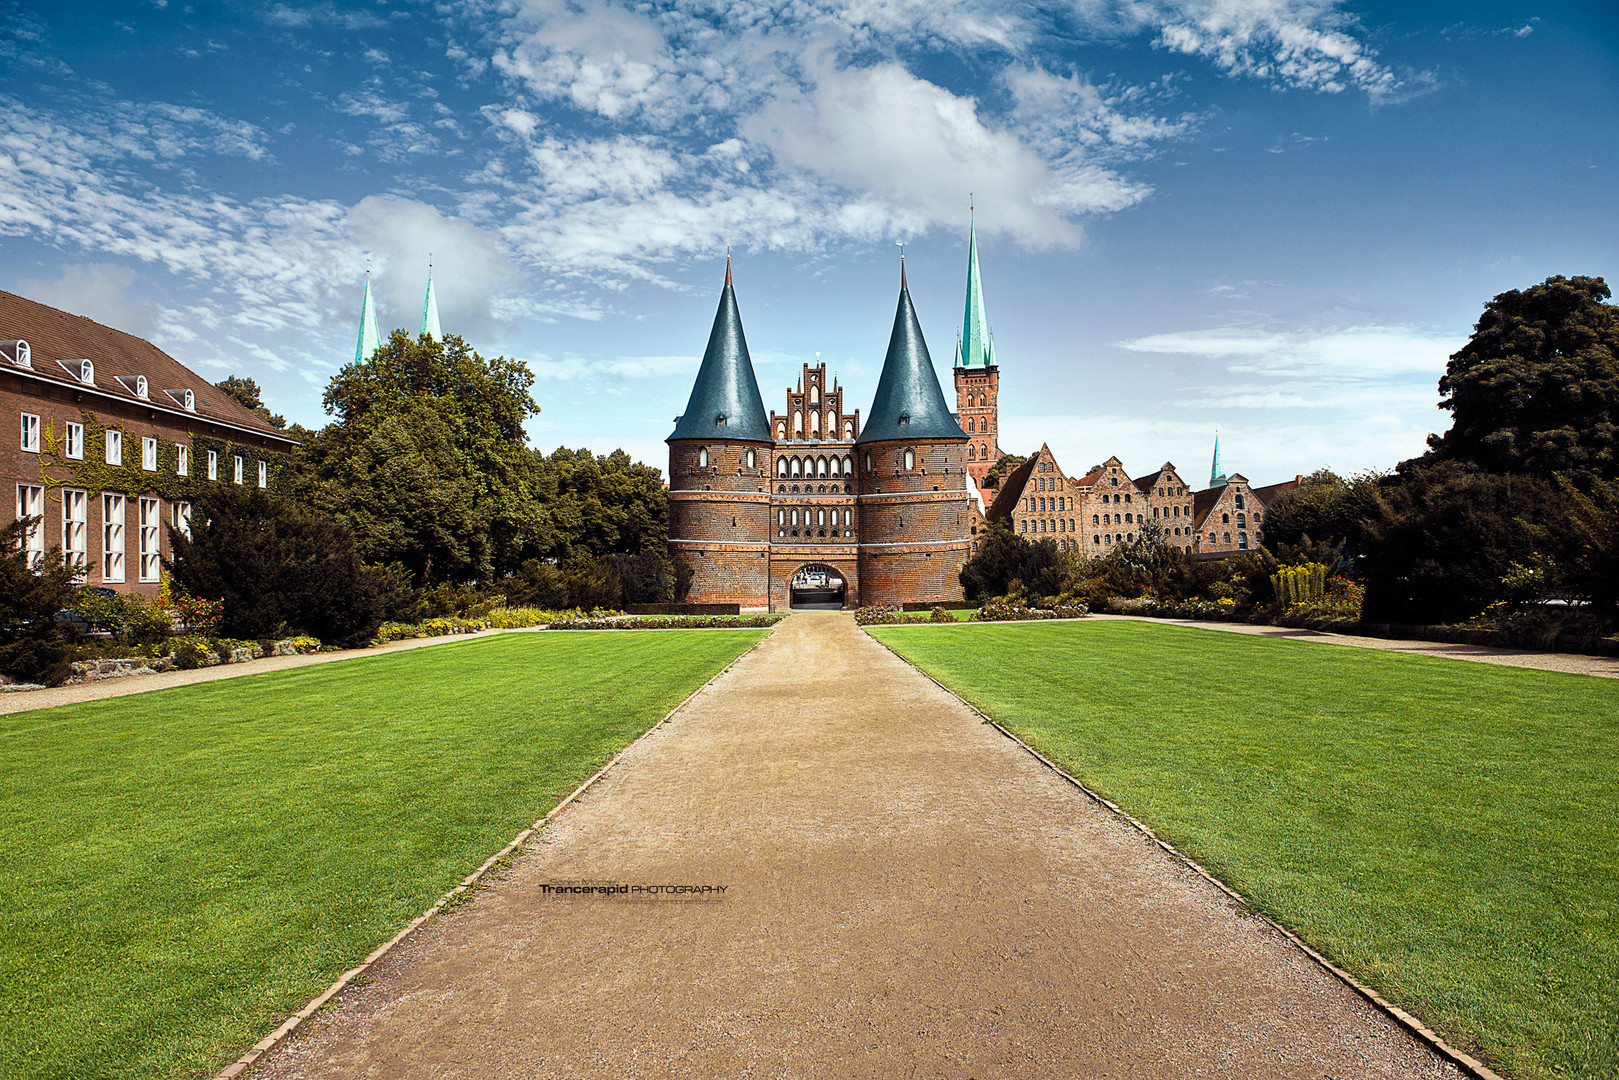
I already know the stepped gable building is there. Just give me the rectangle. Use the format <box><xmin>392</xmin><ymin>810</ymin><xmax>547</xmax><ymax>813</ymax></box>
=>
<box><xmin>668</xmin><ymin>259</ymin><xmax>970</xmax><ymax>610</ymax></box>
<box><xmin>953</xmin><ymin>217</ymin><xmax>1003</xmax><ymax>486</ymax></box>
<box><xmin>2</xmin><ymin>289</ymin><xmax>296</xmax><ymax>596</ymax></box>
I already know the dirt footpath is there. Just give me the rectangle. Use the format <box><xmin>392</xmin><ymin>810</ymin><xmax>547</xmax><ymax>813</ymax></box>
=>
<box><xmin>253</xmin><ymin>612</ymin><xmax>1463</xmax><ymax>1080</ymax></box>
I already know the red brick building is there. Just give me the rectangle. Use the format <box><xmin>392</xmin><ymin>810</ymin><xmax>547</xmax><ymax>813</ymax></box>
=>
<box><xmin>3</xmin><ymin>290</ymin><xmax>296</xmax><ymax>596</ymax></box>
<box><xmin>669</xmin><ymin>260</ymin><xmax>969</xmax><ymax>609</ymax></box>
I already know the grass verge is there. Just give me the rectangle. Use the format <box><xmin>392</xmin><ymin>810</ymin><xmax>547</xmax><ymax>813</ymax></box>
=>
<box><xmin>868</xmin><ymin>619</ymin><xmax>1618</xmax><ymax>1080</ymax></box>
<box><xmin>0</xmin><ymin>628</ymin><xmax>766</xmax><ymax>1080</ymax></box>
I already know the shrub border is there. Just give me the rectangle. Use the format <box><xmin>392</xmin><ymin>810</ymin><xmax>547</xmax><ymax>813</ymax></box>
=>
<box><xmin>211</xmin><ymin>627</ymin><xmax>777</xmax><ymax>1079</ymax></box>
<box><xmin>861</xmin><ymin>626</ymin><xmax>1507</xmax><ymax>1080</ymax></box>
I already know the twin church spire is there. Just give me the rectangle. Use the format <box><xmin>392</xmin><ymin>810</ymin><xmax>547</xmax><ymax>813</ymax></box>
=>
<box><xmin>352</xmin><ymin>265</ymin><xmax>444</xmax><ymax>365</ymax></box>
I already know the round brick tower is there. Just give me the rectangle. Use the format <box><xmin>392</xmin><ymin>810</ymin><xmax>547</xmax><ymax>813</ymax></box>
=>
<box><xmin>667</xmin><ymin>260</ymin><xmax>773</xmax><ymax>607</ymax></box>
<box><xmin>855</xmin><ymin>261</ymin><xmax>971</xmax><ymax>607</ymax></box>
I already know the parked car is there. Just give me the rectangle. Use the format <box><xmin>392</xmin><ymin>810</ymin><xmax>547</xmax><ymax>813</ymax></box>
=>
<box><xmin>55</xmin><ymin>586</ymin><xmax>117</xmax><ymax>636</ymax></box>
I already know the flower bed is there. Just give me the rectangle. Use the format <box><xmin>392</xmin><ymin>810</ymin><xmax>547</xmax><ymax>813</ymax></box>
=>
<box><xmin>549</xmin><ymin>614</ymin><xmax>784</xmax><ymax>630</ymax></box>
<box><xmin>971</xmin><ymin>602</ymin><xmax>1088</xmax><ymax>621</ymax></box>
<box><xmin>854</xmin><ymin>605</ymin><xmax>958</xmax><ymax>626</ymax></box>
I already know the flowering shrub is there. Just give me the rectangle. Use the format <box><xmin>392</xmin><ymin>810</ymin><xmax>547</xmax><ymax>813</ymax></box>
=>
<box><xmin>158</xmin><ymin>576</ymin><xmax>222</xmax><ymax>634</ymax></box>
<box><xmin>854</xmin><ymin>605</ymin><xmax>933</xmax><ymax>625</ymax></box>
<box><xmin>972</xmin><ymin>602</ymin><xmax>1088</xmax><ymax>622</ymax></box>
<box><xmin>549</xmin><ymin>614</ymin><xmax>783</xmax><ymax>630</ymax></box>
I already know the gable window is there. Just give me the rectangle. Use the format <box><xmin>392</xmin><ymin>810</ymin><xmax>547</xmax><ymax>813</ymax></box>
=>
<box><xmin>65</xmin><ymin>422</ymin><xmax>84</xmax><ymax>460</ymax></box>
<box><xmin>142</xmin><ymin>436</ymin><xmax>158</xmax><ymax>471</ymax></box>
<box><xmin>63</xmin><ymin>489</ymin><xmax>87</xmax><ymax>577</ymax></box>
<box><xmin>102</xmin><ymin>493</ymin><xmax>125</xmax><ymax>582</ymax></box>
<box><xmin>177</xmin><ymin>445</ymin><xmax>190</xmax><ymax>476</ymax></box>
<box><xmin>139</xmin><ymin>498</ymin><xmax>161</xmax><ymax>581</ymax></box>
<box><xmin>21</xmin><ymin>413</ymin><xmax>41</xmax><ymax>453</ymax></box>
<box><xmin>257</xmin><ymin>460</ymin><xmax>268</xmax><ymax>488</ymax></box>
<box><xmin>233</xmin><ymin>455</ymin><xmax>244</xmax><ymax>484</ymax></box>
<box><xmin>207</xmin><ymin>450</ymin><xmax>218</xmax><ymax>481</ymax></box>
<box><xmin>15</xmin><ymin>485</ymin><xmax>44</xmax><ymax>568</ymax></box>
<box><xmin>105</xmin><ymin>430</ymin><xmax>123</xmax><ymax>466</ymax></box>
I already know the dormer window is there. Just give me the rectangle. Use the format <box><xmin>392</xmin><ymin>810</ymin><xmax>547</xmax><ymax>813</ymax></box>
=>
<box><xmin>116</xmin><ymin>375</ymin><xmax>150</xmax><ymax>399</ymax></box>
<box><xmin>79</xmin><ymin>360</ymin><xmax>94</xmax><ymax>384</ymax></box>
<box><xmin>164</xmin><ymin>388</ymin><xmax>197</xmax><ymax>412</ymax></box>
<box><xmin>715</xmin><ymin>413</ymin><xmax>727</xmax><ymax>429</ymax></box>
<box><xmin>1</xmin><ymin>340</ymin><xmax>30</xmax><ymax>368</ymax></box>
<box><xmin>898</xmin><ymin>413</ymin><xmax>910</xmax><ymax>427</ymax></box>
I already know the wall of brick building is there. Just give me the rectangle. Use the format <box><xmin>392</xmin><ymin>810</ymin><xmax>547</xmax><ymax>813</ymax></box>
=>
<box><xmin>768</xmin><ymin>552</ymin><xmax>859</xmax><ymax>610</ymax></box>
<box><xmin>954</xmin><ymin>366</ymin><xmax>1001</xmax><ymax>486</ymax></box>
<box><xmin>667</xmin><ymin>437</ymin><xmax>774</xmax><ymax>607</ymax></box>
<box><xmin>3</xmin><ymin>379</ymin><xmax>291</xmax><ymax>597</ymax></box>
<box><xmin>856</xmin><ymin>438</ymin><xmax>969</xmax><ymax>606</ymax></box>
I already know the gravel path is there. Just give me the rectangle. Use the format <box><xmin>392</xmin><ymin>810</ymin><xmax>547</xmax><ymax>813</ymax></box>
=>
<box><xmin>1087</xmin><ymin>614</ymin><xmax>1619</xmax><ymax>678</ymax></box>
<box><xmin>250</xmin><ymin>611</ymin><xmax>1465</xmax><ymax>1080</ymax></box>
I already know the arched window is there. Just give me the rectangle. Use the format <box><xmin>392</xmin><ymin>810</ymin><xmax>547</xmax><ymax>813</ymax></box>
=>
<box><xmin>698</xmin><ymin>448</ymin><xmax>708</xmax><ymax>468</ymax></box>
<box><xmin>1235</xmin><ymin>494</ymin><xmax>1245</xmax><ymax>509</ymax></box>
<box><xmin>842</xmin><ymin>455</ymin><xmax>852</xmax><ymax>475</ymax></box>
<box><xmin>793</xmin><ymin>411</ymin><xmax>802</xmax><ymax>436</ymax></box>
<box><xmin>1223</xmin><ymin>532</ymin><xmax>1231</xmax><ymax>544</ymax></box>
<box><xmin>1020</xmin><ymin>520</ymin><xmax>1027</xmax><ymax>533</ymax></box>
<box><xmin>1222</xmin><ymin>512</ymin><xmax>1230</xmax><ymax>523</ymax></box>
<box><xmin>978</xmin><ymin>393</ymin><xmax>986</xmax><ymax>407</ymax></box>
<box><xmin>1069</xmin><ymin>519</ymin><xmax>1074</xmax><ymax>532</ymax></box>
<box><xmin>1092</xmin><ymin>514</ymin><xmax>1099</xmax><ymax>525</ymax></box>
<box><xmin>845</xmin><ymin>420</ymin><xmax>854</xmax><ymax>438</ymax></box>
<box><xmin>903</xmin><ymin>448</ymin><xmax>915</xmax><ymax>470</ymax></box>
<box><xmin>817</xmin><ymin>456</ymin><xmax>828</xmax><ymax>476</ymax></box>
<box><xmin>843</xmin><ymin>508</ymin><xmax>851</xmax><ymax>525</ymax></box>
<box><xmin>967</xmin><ymin>417</ymin><xmax>975</xmax><ymax>433</ymax></box>
<box><xmin>978</xmin><ymin>443</ymin><xmax>986</xmax><ymax>459</ymax></box>
<box><xmin>1237</xmin><ymin>514</ymin><xmax>1246</xmax><ymax>527</ymax></box>
<box><xmin>809</xmin><ymin>385</ymin><xmax>819</xmax><ymax>405</ymax></box>
<box><xmin>1125</xmin><ymin>513</ymin><xmax>1132</xmax><ymax>523</ymax></box>
<box><xmin>778</xmin><ymin>509</ymin><xmax>785</xmax><ymax>525</ymax></box>
<box><xmin>826</xmin><ymin>412</ymin><xmax>834</xmax><ymax>434</ymax></box>
<box><xmin>1093</xmin><ymin>534</ymin><xmax>1100</xmax><ymax>544</ymax></box>
<box><xmin>967</xmin><ymin>445</ymin><xmax>976</xmax><ymax>460</ymax></box>
<box><xmin>865</xmin><ymin>452</ymin><xmax>873</xmax><ymax>472</ymax></box>
<box><xmin>778</xmin><ymin>457</ymin><xmax>788</xmax><ymax>477</ymax></box>
<box><xmin>791</xmin><ymin>509</ymin><xmax>799</xmax><ymax>526</ymax></box>
<box><xmin>790</xmin><ymin>457</ymin><xmax>801</xmax><ymax>477</ymax></box>
<box><xmin>746</xmin><ymin>449</ymin><xmax>756</xmax><ymax>470</ymax></box>
<box><xmin>777</xmin><ymin>422</ymin><xmax>786</xmax><ymax>439</ymax></box>
<box><xmin>817</xmin><ymin>508</ymin><xmax>825</xmax><ymax>526</ymax></box>
<box><xmin>810</xmin><ymin>411</ymin><xmax>820</xmax><ymax>436</ymax></box>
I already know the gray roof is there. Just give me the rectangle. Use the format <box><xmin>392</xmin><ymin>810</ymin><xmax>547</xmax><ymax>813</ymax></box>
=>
<box><xmin>667</xmin><ymin>267</ymin><xmax>772</xmax><ymax>444</ymax></box>
<box><xmin>857</xmin><ymin>275</ymin><xmax>966</xmax><ymax>445</ymax></box>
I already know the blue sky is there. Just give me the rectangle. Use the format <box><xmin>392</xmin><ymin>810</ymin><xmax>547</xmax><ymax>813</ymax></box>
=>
<box><xmin>1</xmin><ymin>0</ymin><xmax>1614</xmax><ymax>486</ymax></box>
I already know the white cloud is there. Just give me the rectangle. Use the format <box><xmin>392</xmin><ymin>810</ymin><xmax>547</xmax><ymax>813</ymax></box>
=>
<box><xmin>14</xmin><ymin>263</ymin><xmax>163</xmax><ymax>339</ymax></box>
<box><xmin>1119</xmin><ymin>325</ymin><xmax>1458</xmax><ymax>381</ymax></box>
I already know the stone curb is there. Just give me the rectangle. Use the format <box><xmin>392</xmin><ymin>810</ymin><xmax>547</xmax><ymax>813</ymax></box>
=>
<box><xmin>212</xmin><ymin>627</ymin><xmax>778</xmax><ymax>1080</ymax></box>
<box><xmin>862</xmin><ymin>625</ymin><xmax>1507</xmax><ymax>1080</ymax></box>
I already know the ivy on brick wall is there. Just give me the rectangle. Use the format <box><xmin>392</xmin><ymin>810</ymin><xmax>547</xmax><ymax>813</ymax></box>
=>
<box><xmin>34</xmin><ymin>411</ymin><xmax>292</xmax><ymax>501</ymax></box>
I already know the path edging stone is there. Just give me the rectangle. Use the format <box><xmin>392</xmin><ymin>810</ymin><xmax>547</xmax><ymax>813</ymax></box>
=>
<box><xmin>213</xmin><ymin>629</ymin><xmax>776</xmax><ymax>1080</ymax></box>
<box><xmin>862</xmin><ymin>626</ymin><xmax>1507</xmax><ymax>1080</ymax></box>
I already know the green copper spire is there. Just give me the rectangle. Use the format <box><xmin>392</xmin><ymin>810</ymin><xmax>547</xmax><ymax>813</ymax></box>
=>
<box><xmin>667</xmin><ymin>258</ymin><xmax>772</xmax><ymax>444</ymax></box>
<box><xmin>354</xmin><ymin>273</ymin><xmax>381</xmax><ymax>365</ymax></box>
<box><xmin>955</xmin><ymin>212</ymin><xmax>997</xmax><ymax>369</ymax></box>
<box><xmin>858</xmin><ymin>257</ymin><xmax>967</xmax><ymax>445</ymax></box>
<box><xmin>1210</xmin><ymin>431</ymin><xmax>1227</xmax><ymax>488</ymax></box>
<box><xmin>421</xmin><ymin>264</ymin><xmax>442</xmax><ymax>342</ymax></box>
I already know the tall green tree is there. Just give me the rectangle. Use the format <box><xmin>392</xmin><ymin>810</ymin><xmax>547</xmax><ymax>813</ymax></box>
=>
<box><xmin>0</xmin><ymin>520</ymin><xmax>78</xmax><ymax>685</ymax></box>
<box><xmin>214</xmin><ymin>375</ymin><xmax>286</xmax><ymax>429</ymax></box>
<box><xmin>298</xmin><ymin>332</ymin><xmax>546</xmax><ymax>583</ymax></box>
<box><xmin>1419</xmin><ymin>275</ymin><xmax>1618</xmax><ymax>484</ymax></box>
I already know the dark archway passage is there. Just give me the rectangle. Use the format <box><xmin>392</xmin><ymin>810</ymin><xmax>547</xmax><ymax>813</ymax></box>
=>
<box><xmin>789</xmin><ymin>564</ymin><xmax>846</xmax><ymax>609</ymax></box>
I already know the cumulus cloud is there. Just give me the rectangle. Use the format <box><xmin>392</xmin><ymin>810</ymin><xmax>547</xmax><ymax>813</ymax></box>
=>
<box><xmin>14</xmin><ymin>264</ymin><xmax>163</xmax><ymax>340</ymax></box>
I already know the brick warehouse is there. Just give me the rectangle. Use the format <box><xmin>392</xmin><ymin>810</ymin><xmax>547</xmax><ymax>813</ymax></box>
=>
<box><xmin>668</xmin><ymin>258</ymin><xmax>969</xmax><ymax>610</ymax></box>
<box><xmin>2</xmin><ymin>290</ymin><xmax>297</xmax><ymax>597</ymax></box>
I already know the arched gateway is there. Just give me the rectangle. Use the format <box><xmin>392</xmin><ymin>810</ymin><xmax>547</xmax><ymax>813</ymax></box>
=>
<box><xmin>790</xmin><ymin>565</ymin><xmax>846</xmax><ymax>609</ymax></box>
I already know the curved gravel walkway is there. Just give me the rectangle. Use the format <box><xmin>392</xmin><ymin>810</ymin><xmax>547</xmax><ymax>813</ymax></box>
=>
<box><xmin>1087</xmin><ymin>613</ymin><xmax>1619</xmax><ymax>678</ymax></box>
<box><xmin>250</xmin><ymin>611</ymin><xmax>1465</xmax><ymax>1080</ymax></box>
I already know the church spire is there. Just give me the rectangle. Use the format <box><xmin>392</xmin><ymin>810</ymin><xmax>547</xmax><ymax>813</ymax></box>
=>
<box><xmin>354</xmin><ymin>271</ymin><xmax>381</xmax><ymax>365</ymax></box>
<box><xmin>1210</xmin><ymin>431</ymin><xmax>1227</xmax><ymax>488</ymax></box>
<box><xmin>421</xmin><ymin>261</ymin><xmax>442</xmax><ymax>342</ymax></box>
<box><xmin>667</xmin><ymin>259</ymin><xmax>771</xmax><ymax>443</ymax></box>
<box><xmin>955</xmin><ymin>206</ymin><xmax>997</xmax><ymax>369</ymax></box>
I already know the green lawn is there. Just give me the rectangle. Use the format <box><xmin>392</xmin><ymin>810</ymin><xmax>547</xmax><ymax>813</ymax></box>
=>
<box><xmin>0</xmin><ymin>629</ymin><xmax>765</xmax><ymax>1080</ymax></box>
<box><xmin>869</xmin><ymin>619</ymin><xmax>1619</xmax><ymax>1080</ymax></box>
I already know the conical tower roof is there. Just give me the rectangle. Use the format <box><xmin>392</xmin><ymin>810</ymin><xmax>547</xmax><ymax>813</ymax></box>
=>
<box><xmin>955</xmin><ymin>216</ymin><xmax>996</xmax><ymax>369</ymax></box>
<box><xmin>1209</xmin><ymin>431</ymin><xmax>1227</xmax><ymax>488</ymax></box>
<box><xmin>668</xmin><ymin>260</ymin><xmax>772</xmax><ymax>443</ymax></box>
<box><xmin>857</xmin><ymin>262</ymin><xmax>966</xmax><ymax>445</ymax></box>
<box><xmin>354</xmin><ymin>274</ymin><xmax>381</xmax><ymax>364</ymax></box>
<box><xmin>421</xmin><ymin>266</ymin><xmax>442</xmax><ymax>342</ymax></box>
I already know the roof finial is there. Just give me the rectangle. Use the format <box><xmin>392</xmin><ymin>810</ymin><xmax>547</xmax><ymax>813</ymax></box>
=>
<box><xmin>725</xmin><ymin>244</ymin><xmax>732</xmax><ymax>287</ymax></box>
<box><xmin>970</xmin><ymin>191</ymin><xmax>974</xmax><ymax>220</ymax></box>
<box><xmin>897</xmin><ymin>240</ymin><xmax>907</xmax><ymax>288</ymax></box>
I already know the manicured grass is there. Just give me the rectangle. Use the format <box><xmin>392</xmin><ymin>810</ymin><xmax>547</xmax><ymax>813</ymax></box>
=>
<box><xmin>869</xmin><ymin>620</ymin><xmax>1619</xmax><ymax>1080</ymax></box>
<box><xmin>0</xmin><ymin>629</ymin><xmax>765</xmax><ymax>1080</ymax></box>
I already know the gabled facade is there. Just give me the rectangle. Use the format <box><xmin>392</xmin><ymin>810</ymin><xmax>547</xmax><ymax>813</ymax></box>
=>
<box><xmin>2</xmin><ymin>289</ymin><xmax>297</xmax><ymax>596</ymax></box>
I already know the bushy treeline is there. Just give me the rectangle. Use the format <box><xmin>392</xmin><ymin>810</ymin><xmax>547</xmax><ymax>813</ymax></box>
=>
<box><xmin>181</xmin><ymin>331</ymin><xmax>686</xmax><ymax>645</ymax></box>
<box><xmin>960</xmin><ymin>275</ymin><xmax>1619</xmax><ymax>636</ymax></box>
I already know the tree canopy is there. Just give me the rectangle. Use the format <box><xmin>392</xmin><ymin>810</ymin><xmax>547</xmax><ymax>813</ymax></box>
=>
<box><xmin>1419</xmin><ymin>275</ymin><xmax>1618</xmax><ymax>484</ymax></box>
<box><xmin>214</xmin><ymin>375</ymin><xmax>286</xmax><ymax>429</ymax></box>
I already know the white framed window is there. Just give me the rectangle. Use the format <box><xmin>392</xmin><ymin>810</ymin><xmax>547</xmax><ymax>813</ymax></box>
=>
<box><xmin>173</xmin><ymin>501</ymin><xmax>192</xmax><ymax>541</ymax></box>
<box><xmin>105</xmin><ymin>429</ymin><xmax>122</xmax><ymax>466</ymax></box>
<box><xmin>746</xmin><ymin>448</ymin><xmax>756</xmax><ymax>470</ymax></box>
<box><xmin>62</xmin><ymin>488</ymin><xmax>87</xmax><ymax>578</ymax></box>
<box><xmin>65</xmin><ymin>422</ymin><xmax>84</xmax><ymax>460</ymax></box>
<box><xmin>207</xmin><ymin>449</ymin><xmax>218</xmax><ymax>481</ymax></box>
<box><xmin>142</xmin><ymin>436</ymin><xmax>158</xmax><ymax>471</ymax></box>
<box><xmin>177</xmin><ymin>445</ymin><xmax>190</xmax><ymax>476</ymax></box>
<box><xmin>102</xmin><ymin>493</ymin><xmax>125</xmax><ymax>582</ymax></box>
<box><xmin>15</xmin><ymin>484</ymin><xmax>44</xmax><ymax>568</ymax></box>
<box><xmin>139</xmin><ymin>497</ymin><xmax>161</xmax><ymax>581</ymax></box>
<box><xmin>21</xmin><ymin>413</ymin><xmax>40</xmax><ymax>453</ymax></box>
<box><xmin>257</xmin><ymin>459</ymin><xmax>267</xmax><ymax>488</ymax></box>
<box><xmin>904</xmin><ymin>449</ymin><xmax>915</xmax><ymax>470</ymax></box>
<box><xmin>697</xmin><ymin>448</ymin><xmax>708</xmax><ymax>468</ymax></box>
<box><xmin>233</xmin><ymin>455</ymin><xmax>244</xmax><ymax>484</ymax></box>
